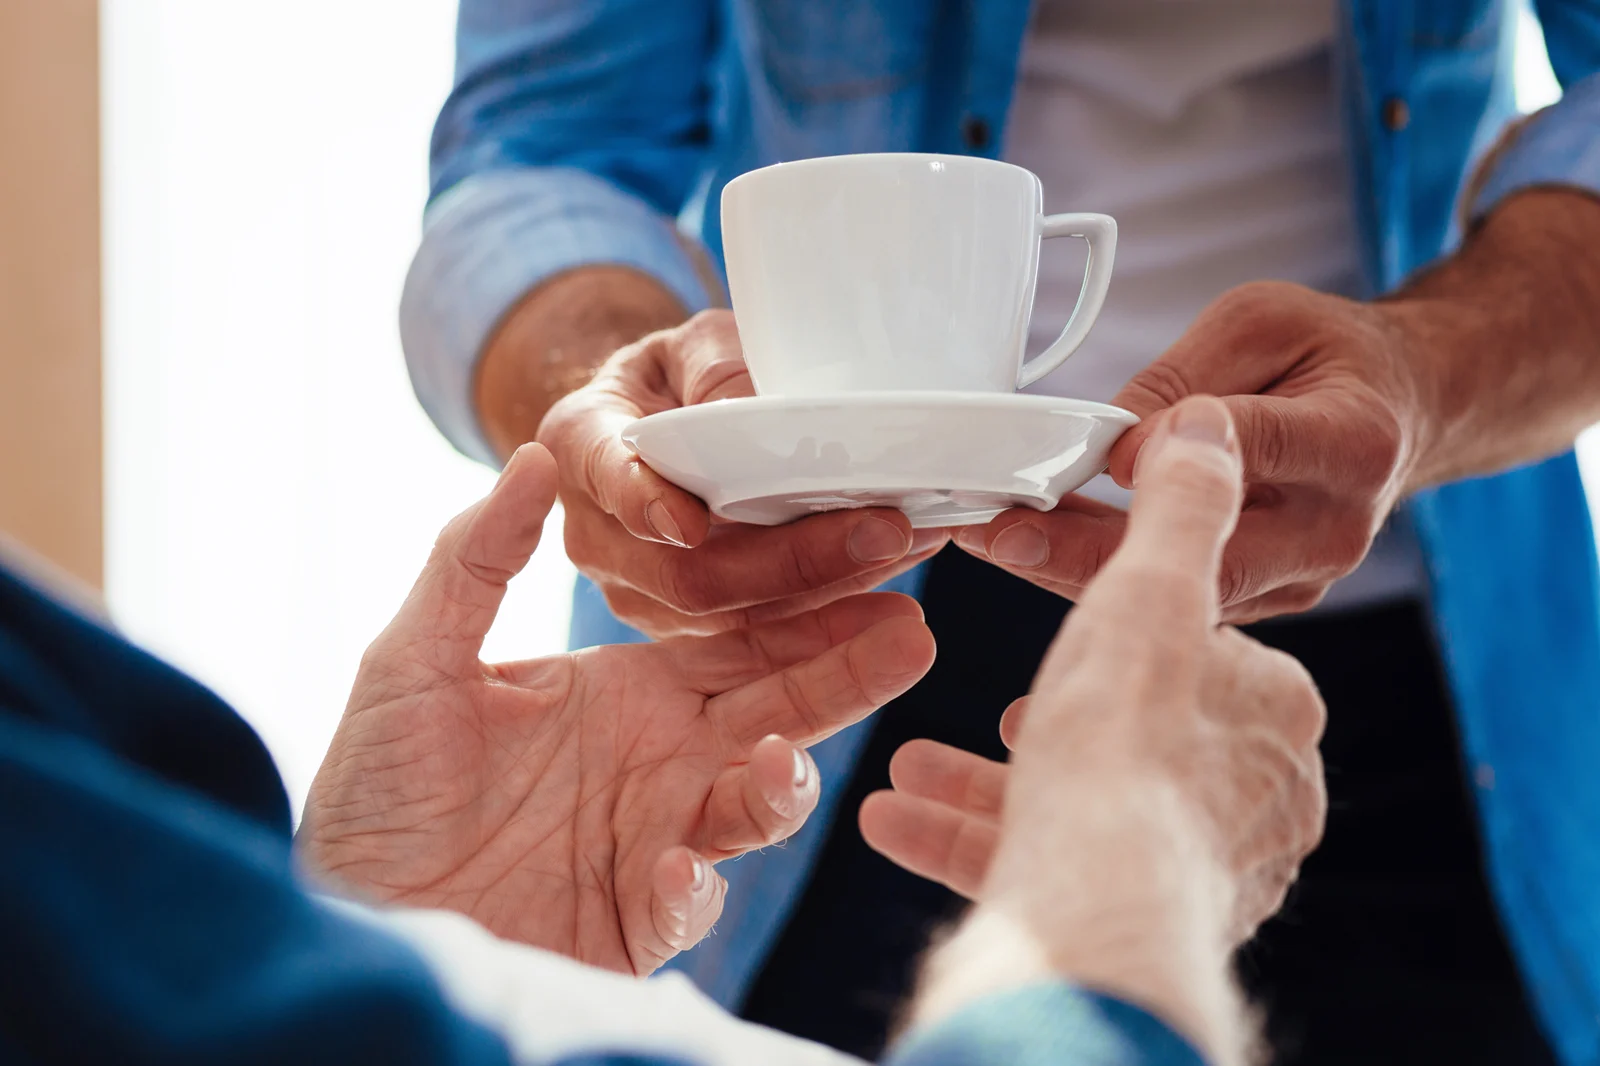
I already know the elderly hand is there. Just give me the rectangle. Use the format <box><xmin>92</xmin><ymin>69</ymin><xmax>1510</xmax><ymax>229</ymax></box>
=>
<box><xmin>871</xmin><ymin>397</ymin><xmax>1326</xmax><ymax>1062</ymax></box>
<box><xmin>957</xmin><ymin>281</ymin><xmax>1425</xmax><ymax>621</ymax></box>
<box><xmin>536</xmin><ymin>309</ymin><xmax>948</xmax><ymax>638</ymax></box>
<box><xmin>298</xmin><ymin>443</ymin><xmax>935</xmax><ymax>976</ymax></box>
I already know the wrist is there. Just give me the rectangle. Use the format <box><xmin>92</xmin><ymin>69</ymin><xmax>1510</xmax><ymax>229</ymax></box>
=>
<box><xmin>1365</xmin><ymin>295</ymin><xmax>1457</xmax><ymax>494</ymax></box>
<box><xmin>1378</xmin><ymin>188</ymin><xmax>1600</xmax><ymax>489</ymax></box>
<box><xmin>912</xmin><ymin>775</ymin><xmax>1245</xmax><ymax>1063</ymax></box>
<box><xmin>474</xmin><ymin>265</ymin><xmax>686</xmax><ymax>462</ymax></box>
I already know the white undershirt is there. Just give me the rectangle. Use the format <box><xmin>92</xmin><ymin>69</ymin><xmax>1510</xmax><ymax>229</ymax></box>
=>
<box><xmin>328</xmin><ymin>898</ymin><xmax>860</xmax><ymax>1066</ymax></box>
<box><xmin>1005</xmin><ymin>0</ymin><xmax>1426</xmax><ymax>612</ymax></box>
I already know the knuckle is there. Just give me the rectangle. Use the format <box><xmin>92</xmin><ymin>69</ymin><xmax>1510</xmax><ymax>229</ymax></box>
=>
<box><xmin>1320</xmin><ymin>518</ymin><xmax>1375</xmax><ymax>578</ymax></box>
<box><xmin>1302</xmin><ymin>781</ymin><xmax>1330</xmax><ymax>846</ymax></box>
<box><xmin>1050</xmin><ymin>518</ymin><xmax>1118</xmax><ymax>587</ymax></box>
<box><xmin>603</xmin><ymin>332</ymin><xmax>660</xmax><ymax>382</ymax></box>
<box><xmin>1263</xmin><ymin>650</ymin><xmax>1326</xmax><ymax>749</ymax></box>
<box><xmin>1126</xmin><ymin>358</ymin><xmax>1200</xmax><ymax>408</ymax></box>
<box><xmin>355</xmin><ymin>644</ymin><xmax>389</xmax><ymax>682</ymax></box>
<box><xmin>1217</xmin><ymin>552</ymin><xmax>1250</xmax><ymax>606</ymax></box>
<box><xmin>1291</xmin><ymin>692</ymin><xmax>1329</xmax><ymax>753</ymax></box>
<box><xmin>775</xmin><ymin>533</ymin><xmax>834</xmax><ymax>593</ymax></box>
<box><xmin>681</xmin><ymin>307</ymin><xmax>736</xmax><ymax>341</ymax></box>
<box><xmin>455</xmin><ymin>552</ymin><xmax>517</xmax><ymax>588</ymax></box>
<box><xmin>676</xmin><ymin>311</ymin><xmax>751</xmax><ymax>403</ymax></box>
<box><xmin>778</xmin><ymin>670</ymin><xmax>825</xmax><ymax>736</ymax></box>
<box><xmin>597</xmin><ymin>585</ymin><xmax>653</xmax><ymax>631</ymax></box>
<box><xmin>1240</xmin><ymin>403</ymin><xmax>1296</xmax><ymax>482</ymax></box>
<box><xmin>654</xmin><ymin>555</ymin><xmax>720</xmax><ymax>615</ymax></box>
<box><xmin>577</xmin><ymin>429</ymin><xmax>615</xmax><ymax>507</ymax></box>
<box><xmin>1215</xmin><ymin>279</ymin><xmax>1308</xmax><ymax>324</ymax></box>
<box><xmin>1288</xmin><ymin>775</ymin><xmax>1329</xmax><ymax>855</ymax></box>
<box><xmin>533</xmin><ymin>395</ymin><xmax>575</xmax><ymax>447</ymax></box>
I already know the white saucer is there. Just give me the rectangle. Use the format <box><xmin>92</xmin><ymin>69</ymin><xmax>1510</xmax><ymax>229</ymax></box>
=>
<box><xmin>622</xmin><ymin>391</ymin><xmax>1139</xmax><ymax>528</ymax></box>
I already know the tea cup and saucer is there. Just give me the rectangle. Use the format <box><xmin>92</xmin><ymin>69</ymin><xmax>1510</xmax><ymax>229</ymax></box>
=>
<box><xmin>623</xmin><ymin>153</ymin><xmax>1138</xmax><ymax>529</ymax></box>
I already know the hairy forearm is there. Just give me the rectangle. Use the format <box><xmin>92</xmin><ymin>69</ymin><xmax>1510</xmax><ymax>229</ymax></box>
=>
<box><xmin>473</xmin><ymin>266</ymin><xmax>688</xmax><ymax>462</ymax></box>
<box><xmin>1385</xmin><ymin>189</ymin><xmax>1600</xmax><ymax>490</ymax></box>
<box><xmin>909</xmin><ymin>776</ymin><xmax>1247</xmax><ymax>1065</ymax></box>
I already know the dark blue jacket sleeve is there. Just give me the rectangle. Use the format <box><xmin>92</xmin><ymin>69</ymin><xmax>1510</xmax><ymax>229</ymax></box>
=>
<box><xmin>0</xmin><ymin>566</ymin><xmax>677</xmax><ymax>1066</ymax></box>
<box><xmin>0</xmin><ymin>679</ymin><xmax>516</xmax><ymax>1063</ymax></box>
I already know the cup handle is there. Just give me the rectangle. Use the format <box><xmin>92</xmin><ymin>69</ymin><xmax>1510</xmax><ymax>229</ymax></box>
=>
<box><xmin>1017</xmin><ymin>213</ymin><xmax>1118</xmax><ymax>389</ymax></box>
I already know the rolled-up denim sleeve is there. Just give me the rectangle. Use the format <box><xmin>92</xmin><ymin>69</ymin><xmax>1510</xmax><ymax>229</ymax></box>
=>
<box><xmin>400</xmin><ymin>0</ymin><xmax>717</xmax><ymax>465</ymax></box>
<box><xmin>1471</xmin><ymin>73</ymin><xmax>1600</xmax><ymax>220</ymax></box>
<box><xmin>401</xmin><ymin>169</ymin><xmax>712</xmax><ymax>465</ymax></box>
<box><xmin>884</xmin><ymin>984</ymin><xmax>1209</xmax><ymax>1066</ymax></box>
<box><xmin>1470</xmin><ymin>2</ymin><xmax>1600</xmax><ymax>224</ymax></box>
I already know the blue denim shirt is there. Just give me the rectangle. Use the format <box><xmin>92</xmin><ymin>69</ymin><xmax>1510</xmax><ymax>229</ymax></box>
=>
<box><xmin>401</xmin><ymin>4</ymin><xmax>1600</xmax><ymax>1064</ymax></box>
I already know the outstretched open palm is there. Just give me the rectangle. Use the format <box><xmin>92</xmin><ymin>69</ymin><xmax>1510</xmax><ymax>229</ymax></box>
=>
<box><xmin>298</xmin><ymin>445</ymin><xmax>935</xmax><ymax>975</ymax></box>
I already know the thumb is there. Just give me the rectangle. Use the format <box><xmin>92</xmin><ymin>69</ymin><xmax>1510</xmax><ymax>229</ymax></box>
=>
<box><xmin>661</xmin><ymin>311</ymin><xmax>755</xmax><ymax>405</ymax></box>
<box><xmin>1096</xmin><ymin>396</ymin><xmax>1244</xmax><ymax>614</ymax></box>
<box><xmin>643</xmin><ymin>846</ymin><xmax>728</xmax><ymax>974</ymax></box>
<box><xmin>382</xmin><ymin>442</ymin><xmax>559</xmax><ymax>672</ymax></box>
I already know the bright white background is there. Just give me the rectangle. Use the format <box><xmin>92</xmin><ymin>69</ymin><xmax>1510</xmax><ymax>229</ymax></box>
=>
<box><xmin>101</xmin><ymin>3</ymin><xmax>1574</xmax><ymax>818</ymax></box>
<box><xmin>102</xmin><ymin>1</ymin><xmax>576</xmax><ymax>814</ymax></box>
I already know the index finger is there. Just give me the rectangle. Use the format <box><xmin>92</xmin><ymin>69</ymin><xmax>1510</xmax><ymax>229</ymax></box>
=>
<box><xmin>1110</xmin><ymin>393</ymin><xmax>1382</xmax><ymax>494</ymax></box>
<box><xmin>539</xmin><ymin>391</ymin><xmax>714</xmax><ymax>549</ymax></box>
<box><xmin>1104</xmin><ymin>281</ymin><xmax>1326</xmax><ymax>486</ymax></box>
<box><xmin>661</xmin><ymin>592</ymin><xmax>926</xmax><ymax>694</ymax></box>
<box><xmin>707</xmin><ymin>615</ymin><xmax>935</xmax><ymax>751</ymax></box>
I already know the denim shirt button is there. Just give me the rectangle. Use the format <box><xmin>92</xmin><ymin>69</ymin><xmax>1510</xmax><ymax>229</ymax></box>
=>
<box><xmin>1382</xmin><ymin>96</ymin><xmax>1410</xmax><ymax>132</ymax></box>
<box><xmin>960</xmin><ymin>114</ymin><xmax>991</xmax><ymax>151</ymax></box>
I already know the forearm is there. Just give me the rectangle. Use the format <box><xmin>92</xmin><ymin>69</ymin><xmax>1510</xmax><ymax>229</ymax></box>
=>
<box><xmin>1386</xmin><ymin>188</ymin><xmax>1600</xmax><ymax>490</ymax></box>
<box><xmin>473</xmin><ymin>266</ymin><xmax>688</xmax><ymax>463</ymax></box>
<box><xmin>907</xmin><ymin>777</ymin><xmax>1246</xmax><ymax>1065</ymax></box>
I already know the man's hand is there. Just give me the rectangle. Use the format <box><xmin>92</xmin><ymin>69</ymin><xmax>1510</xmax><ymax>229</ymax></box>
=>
<box><xmin>298</xmin><ymin>443</ymin><xmax>936</xmax><ymax>977</ymax></box>
<box><xmin>883</xmin><ymin>398</ymin><xmax>1326</xmax><ymax>1065</ymax></box>
<box><xmin>958</xmin><ymin>281</ymin><xmax>1421</xmax><ymax>621</ymax></box>
<box><xmin>956</xmin><ymin>189</ymin><xmax>1600</xmax><ymax>622</ymax></box>
<box><xmin>537</xmin><ymin>308</ymin><xmax>946</xmax><ymax>637</ymax></box>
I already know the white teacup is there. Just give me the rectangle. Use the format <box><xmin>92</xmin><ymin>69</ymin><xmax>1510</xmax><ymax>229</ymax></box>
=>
<box><xmin>721</xmin><ymin>153</ymin><xmax>1116</xmax><ymax>396</ymax></box>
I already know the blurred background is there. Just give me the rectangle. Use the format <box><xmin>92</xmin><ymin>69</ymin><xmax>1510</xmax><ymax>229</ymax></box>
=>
<box><xmin>0</xmin><ymin>1</ymin><xmax>1573</xmax><ymax>818</ymax></box>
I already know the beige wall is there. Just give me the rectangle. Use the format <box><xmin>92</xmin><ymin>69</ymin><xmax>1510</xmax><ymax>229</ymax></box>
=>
<box><xmin>0</xmin><ymin>1</ymin><xmax>103</xmax><ymax>587</ymax></box>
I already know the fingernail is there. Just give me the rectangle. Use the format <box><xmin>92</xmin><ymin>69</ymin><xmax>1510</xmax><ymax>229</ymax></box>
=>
<box><xmin>990</xmin><ymin>524</ymin><xmax>1049</xmax><ymax>569</ymax></box>
<box><xmin>1169</xmin><ymin>397</ymin><xmax>1232</xmax><ymax>448</ymax></box>
<box><xmin>645</xmin><ymin>500</ymin><xmax>688</xmax><ymax>547</ymax></box>
<box><xmin>762</xmin><ymin>745</ymin><xmax>806</xmax><ymax>820</ymax></box>
<box><xmin>848</xmin><ymin>517</ymin><xmax>910</xmax><ymax>564</ymax></box>
<box><xmin>689</xmin><ymin>855</ymin><xmax>706</xmax><ymax>893</ymax></box>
